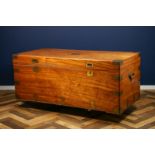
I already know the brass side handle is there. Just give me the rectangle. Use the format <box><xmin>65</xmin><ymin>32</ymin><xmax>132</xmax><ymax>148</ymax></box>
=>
<box><xmin>128</xmin><ymin>72</ymin><xmax>135</xmax><ymax>81</ymax></box>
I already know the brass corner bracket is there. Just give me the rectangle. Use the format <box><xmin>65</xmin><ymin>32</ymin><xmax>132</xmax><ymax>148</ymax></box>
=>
<box><xmin>13</xmin><ymin>54</ymin><xmax>18</xmax><ymax>59</ymax></box>
<box><xmin>112</xmin><ymin>60</ymin><xmax>123</xmax><ymax>65</ymax></box>
<box><xmin>114</xmin><ymin>91</ymin><xmax>123</xmax><ymax>96</ymax></box>
<box><xmin>114</xmin><ymin>75</ymin><xmax>123</xmax><ymax>81</ymax></box>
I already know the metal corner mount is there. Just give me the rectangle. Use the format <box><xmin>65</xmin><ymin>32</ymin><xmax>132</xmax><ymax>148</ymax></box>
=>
<box><xmin>118</xmin><ymin>108</ymin><xmax>123</xmax><ymax>115</ymax></box>
<box><xmin>13</xmin><ymin>54</ymin><xmax>18</xmax><ymax>59</ymax></box>
<box><xmin>114</xmin><ymin>75</ymin><xmax>123</xmax><ymax>81</ymax></box>
<box><xmin>14</xmin><ymin>80</ymin><xmax>20</xmax><ymax>85</ymax></box>
<box><xmin>112</xmin><ymin>60</ymin><xmax>123</xmax><ymax>65</ymax></box>
<box><xmin>15</xmin><ymin>93</ymin><xmax>20</xmax><ymax>99</ymax></box>
<box><xmin>113</xmin><ymin>107</ymin><xmax>123</xmax><ymax>115</ymax></box>
<box><xmin>114</xmin><ymin>91</ymin><xmax>123</xmax><ymax>96</ymax></box>
<box><xmin>14</xmin><ymin>68</ymin><xmax>20</xmax><ymax>73</ymax></box>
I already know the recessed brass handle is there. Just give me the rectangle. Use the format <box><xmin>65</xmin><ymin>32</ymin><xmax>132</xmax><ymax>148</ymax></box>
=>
<box><xmin>32</xmin><ymin>58</ymin><xmax>39</xmax><ymax>63</ymax></box>
<box><xmin>86</xmin><ymin>63</ymin><xmax>93</xmax><ymax>68</ymax></box>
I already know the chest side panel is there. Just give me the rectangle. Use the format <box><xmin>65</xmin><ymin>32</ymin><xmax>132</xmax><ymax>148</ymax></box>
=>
<box><xmin>120</xmin><ymin>54</ymin><xmax>141</xmax><ymax>114</ymax></box>
<box><xmin>13</xmin><ymin>55</ymin><xmax>120</xmax><ymax>114</ymax></box>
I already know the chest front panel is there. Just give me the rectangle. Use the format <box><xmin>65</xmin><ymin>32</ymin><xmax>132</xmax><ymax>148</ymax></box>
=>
<box><xmin>12</xmin><ymin>49</ymin><xmax>141</xmax><ymax>115</ymax></box>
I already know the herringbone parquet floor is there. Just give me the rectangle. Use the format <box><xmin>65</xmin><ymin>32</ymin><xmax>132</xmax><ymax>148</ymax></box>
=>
<box><xmin>0</xmin><ymin>90</ymin><xmax>155</xmax><ymax>129</ymax></box>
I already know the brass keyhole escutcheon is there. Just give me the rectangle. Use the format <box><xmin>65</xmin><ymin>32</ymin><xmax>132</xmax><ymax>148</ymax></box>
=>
<box><xmin>87</xmin><ymin>71</ymin><xmax>93</xmax><ymax>77</ymax></box>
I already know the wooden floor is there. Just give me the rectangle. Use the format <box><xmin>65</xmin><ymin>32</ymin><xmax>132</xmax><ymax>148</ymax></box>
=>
<box><xmin>0</xmin><ymin>90</ymin><xmax>155</xmax><ymax>129</ymax></box>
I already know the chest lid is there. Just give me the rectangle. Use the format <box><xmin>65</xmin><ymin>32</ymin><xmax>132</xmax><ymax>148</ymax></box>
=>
<box><xmin>13</xmin><ymin>48</ymin><xmax>139</xmax><ymax>61</ymax></box>
<box><xmin>13</xmin><ymin>48</ymin><xmax>140</xmax><ymax>71</ymax></box>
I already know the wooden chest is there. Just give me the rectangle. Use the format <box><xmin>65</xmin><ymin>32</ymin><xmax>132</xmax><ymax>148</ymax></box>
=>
<box><xmin>12</xmin><ymin>48</ymin><xmax>141</xmax><ymax>115</ymax></box>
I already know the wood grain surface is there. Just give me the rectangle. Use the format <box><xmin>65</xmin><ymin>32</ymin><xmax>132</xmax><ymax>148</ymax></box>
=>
<box><xmin>13</xmin><ymin>48</ymin><xmax>141</xmax><ymax>114</ymax></box>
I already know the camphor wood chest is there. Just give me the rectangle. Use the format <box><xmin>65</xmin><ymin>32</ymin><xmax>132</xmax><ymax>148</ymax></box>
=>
<box><xmin>13</xmin><ymin>48</ymin><xmax>141</xmax><ymax>115</ymax></box>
